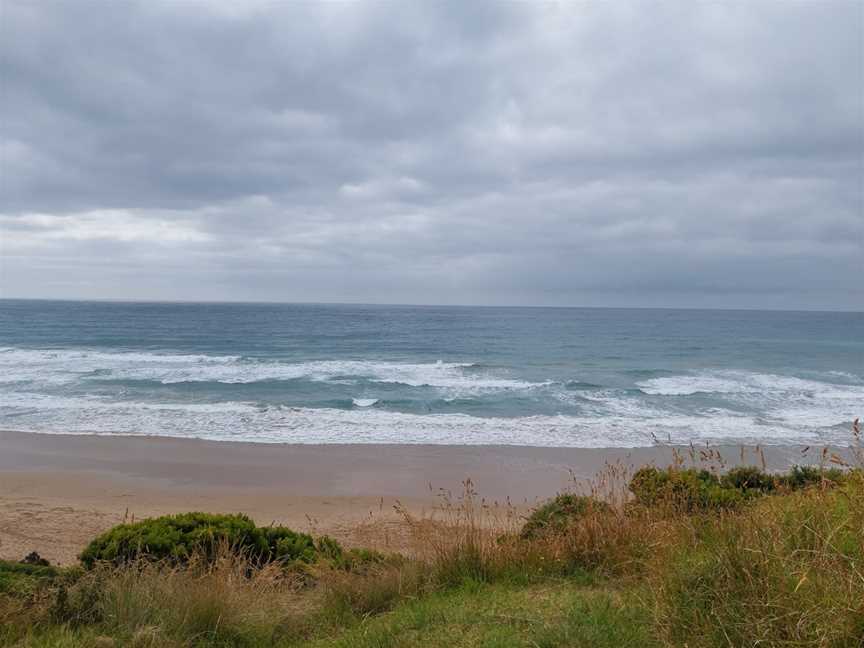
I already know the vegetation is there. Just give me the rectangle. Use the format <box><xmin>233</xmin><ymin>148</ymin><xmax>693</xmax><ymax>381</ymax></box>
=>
<box><xmin>2</xmin><ymin>438</ymin><xmax>862</xmax><ymax>647</ymax></box>
<box><xmin>0</xmin><ymin>560</ymin><xmax>59</xmax><ymax>597</ymax></box>
<box><xmin>627</xmin><ymin>463</ymin><xmax>849</xmax><ymax>511</ymax></box>
<box><xmin>79</xmin><ymin>512</ymin><xmax>340</xmax><ymax>568</ymax></box>
<box><xmin>519</xmin><ymin>493</ymin><xmax>609</xmax><ymax>538</ymax></box>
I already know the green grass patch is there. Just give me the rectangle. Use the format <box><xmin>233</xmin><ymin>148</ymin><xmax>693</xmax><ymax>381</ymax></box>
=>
<box><xmin>0</xmin><ymin>560</ymin><xmax>59</xmax><ymax>597</ymax></box>
<box><xmin>305</xmin><ymin>581</ymin><xmax>656</xmax><ymax>648</ymax></box>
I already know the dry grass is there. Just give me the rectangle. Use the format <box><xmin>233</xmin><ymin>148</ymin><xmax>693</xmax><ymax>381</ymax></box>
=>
<box><xmin>387</xmin><ymin>424</ymin><xmax>864</xmax><ymax>646</ymax></box>
<box><xmin>650</xmin><ymin>476</ymin><xmax>864</xmax><ymax>646</ymax></box>
<box><xmin>26</xmin><ymin>549</ymin><xmax>315</xmax><ymax>647</ymax></box>
<box><xmin>3</xmin><ymin>423</ymin><xmax>863</xmax><ymax>647</ymax></box>
<box><xmin>646</xmin><ymin>422</ymin><xmax>864</xmax><ymax>647</ymax></box>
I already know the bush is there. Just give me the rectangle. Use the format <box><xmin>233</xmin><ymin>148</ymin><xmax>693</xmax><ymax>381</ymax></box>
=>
<box><xmin>628</xmin><ymin>467</ymin><xmax>745</xmax><ymax>511</ymax></box>
<box><xmin>628</xmin><ymin>465</ymin><xmax>853</xmax><ymax>512</ymax></box>
<box><xmin>0</xmin><ymin>559</ymin><xmax>59</xmax><ymax>597</ymax></box>
<box><xmin>777</xmin><ymin>465</ymin><xmax>845</xmax><ymax>489</ymax></box>
<box><xmin>79</xmin><ymin>512</ymin><xmax>330</xmax><ymax>568</ymax></box>
<box><xmin>720</xmin><ymin>466</ymin><xmax>775</xmax><ymax>492</ymax></box>
<box><xmin>314</xmin><ymin>534</ymin><xmax>388</xmax><ymax>573</ymax></box>
<box><xmin>521</xmin><ymin>494</ymin><xmax>609</xmax><ymax>539</ymax></box>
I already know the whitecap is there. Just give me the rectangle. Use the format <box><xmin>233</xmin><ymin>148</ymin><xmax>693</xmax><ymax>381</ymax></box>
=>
<box><xmin>0</xmin><ymin>391</ymin><xmax>855</xmax><ymax>448</ymax></box>
<box><xmin>0</xmin><ymin>348</ymin><xmax>545</xmax><ymax>392</ymax></box>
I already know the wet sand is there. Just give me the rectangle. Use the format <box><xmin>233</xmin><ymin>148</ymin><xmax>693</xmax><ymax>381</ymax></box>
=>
<box><xmin>0</xmin><ymin>430</ymin><xmax>815</xmax><ymax>564</ymax></box>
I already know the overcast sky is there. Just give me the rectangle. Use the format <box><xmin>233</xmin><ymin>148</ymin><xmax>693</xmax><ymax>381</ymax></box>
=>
<box><xmin>1</xmin><ymin>1</ymin><xmax>862</xmax><ymax>309</ymax></box>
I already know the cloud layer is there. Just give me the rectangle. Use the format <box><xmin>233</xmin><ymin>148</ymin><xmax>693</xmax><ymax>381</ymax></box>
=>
<box><xmin>1</xmin><ymin>1</ymin><xmax>861</xmax><ymax>308</ymax></box>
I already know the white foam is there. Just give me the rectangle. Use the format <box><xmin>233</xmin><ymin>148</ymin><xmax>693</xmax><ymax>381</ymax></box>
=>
<box><xmin>823</xmin><ymin>370</ymin><xmax>863</xmax><ymax>384</ymax></box>
<box><xmin>638</xmin><ymin>370</ymin><xmax>864</xmax><ymax>400</ymax></box>
<box><xmin>635</xmin><ymin>370</ymin><xmax>864</xmax><ymax>432</ymax></box>
<box><xmin>637</xmin><ymin>374</ymin><xmax>745</xmax><ymax>396</ymax></box>
<box><xmin>0</xmin><ymin>391</ymin><xmax>851</xmax><ymax>448</ymax></box>
<box><xmin>0</xmin><ymin>349</ymin><xmax>542</xmax><ymax>392</ymax></box>
<box><xmin>0</xmin><ymin>348</ymin><xmax>239</xmax><ymax>385</ymax></box>
<box><xmin>1</xmin><ymin>349</ymin><xmax>860</xmax><ymax>447</ymax></box>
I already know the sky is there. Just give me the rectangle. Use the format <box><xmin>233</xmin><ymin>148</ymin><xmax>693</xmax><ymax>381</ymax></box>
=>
<box><xmin>1</xmin><ymin>1</ymin><xmax>862</xmax><ymax>310</ymax></box>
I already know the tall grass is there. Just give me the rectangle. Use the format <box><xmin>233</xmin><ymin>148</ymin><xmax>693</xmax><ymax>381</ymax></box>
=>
<box><xmin>35</xmin><ymin>549</ymin><xmax>311</xmax><ymax>647</ymax></box>
<box><xmin>389</xmin><ymin>430</ymin><xmax>864</xmax><ymax>646</ymax></box>
<box><xmin>3</xmin><ymin>425</ymin><xmax>862</xmax><ymax>647</ymax></box>
<box><xmin>651</xmin><ymin>473</ymin><xmax>864</xmax><ymax>646</ymax></box>
<box><xmin>647</xmin><ymin>424</ymin><xmax>864</xmax><ymax>646</ymax></box>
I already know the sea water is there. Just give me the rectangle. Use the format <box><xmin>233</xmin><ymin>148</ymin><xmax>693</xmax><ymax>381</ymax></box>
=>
<box><xmin>0</xmin><ymin>300</ymin><xmax>861</xmax><ymax>447</ymax></box>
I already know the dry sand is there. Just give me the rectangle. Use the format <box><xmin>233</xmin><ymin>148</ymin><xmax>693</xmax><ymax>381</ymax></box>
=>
<box><xmin>0</xmin><ymin>430</ymin><xmax>814</xmax><ymax>564</ymax></box>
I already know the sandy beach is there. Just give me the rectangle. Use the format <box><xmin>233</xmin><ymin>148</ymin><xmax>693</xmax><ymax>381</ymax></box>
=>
<box><xmin>0</xmin><ymin>429</ymin><xmax>822</xmax><ymax>565</ymax></box>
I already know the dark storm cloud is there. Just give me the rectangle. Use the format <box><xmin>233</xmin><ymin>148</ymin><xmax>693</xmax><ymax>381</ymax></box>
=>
<box><xmin>1</xmin><ymin>1</ymin><xmax>861</xmax><ymax>309</ymax></box>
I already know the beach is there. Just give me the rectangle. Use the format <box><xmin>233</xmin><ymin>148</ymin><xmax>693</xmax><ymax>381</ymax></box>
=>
<box><xmin>0</xmin><ymin>429</ymin><xmax>819</xmax><ymax>565</ymax></box>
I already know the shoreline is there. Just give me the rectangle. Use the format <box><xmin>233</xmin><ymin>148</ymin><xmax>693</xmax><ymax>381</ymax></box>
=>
<box><xmin>0</xmin><ymin>429</ymin><xmax>836</xmax><ymax>564</ymax></box>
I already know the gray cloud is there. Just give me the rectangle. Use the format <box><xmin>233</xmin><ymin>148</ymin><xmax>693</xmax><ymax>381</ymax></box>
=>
<box><xmin>1</xmin><ymin>0</ymin><xmax>861</xmax><ymax>309</ymax></box>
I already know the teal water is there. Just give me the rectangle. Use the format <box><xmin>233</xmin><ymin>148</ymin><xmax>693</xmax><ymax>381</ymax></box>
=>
<box><xmin>0</xmin><ymin>300</ymin><xmax>861</xmax><ymax>447</ymax></box>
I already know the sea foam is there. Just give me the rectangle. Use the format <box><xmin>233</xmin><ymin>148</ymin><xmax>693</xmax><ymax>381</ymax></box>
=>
<box><xmin>1</xmin><ymin>345</ymin><xmax>860</xmax><ymax>448</ymax></box>
<box><xmin>0</xmin><ymin>389</ymin><xmax>853</xmax><ymax>448</ymax></box>
<box><xmin>0</xmin><ymin>349</ymin><xmax>541</xmax><ymax>392</ymax></box>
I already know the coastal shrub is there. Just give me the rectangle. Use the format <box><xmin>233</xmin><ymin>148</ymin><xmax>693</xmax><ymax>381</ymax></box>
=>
<box><xmin>777</xmin><ymin>464</ymin><xmax>845</xmax><ymax>489</ymax></box>
<box><xmin>79</xmin><ymin>512</ymin><xmax>328</xmax><ymax>568</ymax></box>
<box><xmin>628</xmin><ymin>467</ymin><xmax>746</xmax><ymax>511</ymax></box>
<box><xmin>627</xmin><ymin>465</ymin><xmax>852</xmax><ymax>512</ymax></box>
<box><xmin>719</xmin><ymin>466</ymin><xmax>775</xmax><ymax>492</ymax></box>
<box><xmin>520</xmin><ymin>494</ymin><xmax>609</xmax><ymax>539</ymax></box>
<box><xmin>315</xmin><ymin>534</ymin><xmax>388</xmax><ymax>573</ymax></box>
<box><xmin>629</xmin><ymin>466</ymin><xmax>700</xmax><ymax>508</ymax></box>
<box><xmin>0</xmin><ymin>559</ymin><xmax>59</xmax><ymax>597</ymax></box>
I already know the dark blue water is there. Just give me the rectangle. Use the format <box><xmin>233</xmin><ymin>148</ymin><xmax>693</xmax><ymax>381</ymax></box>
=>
<box><xmin>0</xmin><ymin>300</ymin><xmax>861</xmax><ymax>446</ymax></box>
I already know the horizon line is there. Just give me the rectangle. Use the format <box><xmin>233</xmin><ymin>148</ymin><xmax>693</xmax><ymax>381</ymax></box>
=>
<box><xmin>0</xmin><ymin>296</ymin><xmax>861</xmax><ymax>315</ymax></box>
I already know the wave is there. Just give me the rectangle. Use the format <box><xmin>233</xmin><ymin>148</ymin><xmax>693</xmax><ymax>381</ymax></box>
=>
<box><xmin>564</xmin><ymin>380</ymin><xmax>603</xmax><ymax>390</ymax></box>
<box><xmin>0</xmin><ymin>349</ymin><xmax>543</xmax><ymax>392</ymax></box>
<box><xmin>1</xmin><ymin>348</ymin><xmax>860</xmax><ymax>447</ymax></box>
<box><xmin>0</xmin><ymin>348</ymin><xmax>240</xmax><ymax>386</ymax></box>
<box><xmin>637</xmin><ymin>371</ymin><xmax>864</xmax><ymax>398</ymax></box>
<box><xmin>0</xmin><ymin>391</ymin><xmax>857</xmax><ymax>448</ymax></box>
<box><xmin>635</xmin><ymin>370</ymin><xmax>864</xmax><ymax>430</ymax></box>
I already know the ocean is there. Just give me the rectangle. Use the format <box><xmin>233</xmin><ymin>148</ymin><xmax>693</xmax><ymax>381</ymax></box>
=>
<box><xmin>0</xmin><ymin>300</ymin><xmax>861</xmax><ymax>447</ymax></box>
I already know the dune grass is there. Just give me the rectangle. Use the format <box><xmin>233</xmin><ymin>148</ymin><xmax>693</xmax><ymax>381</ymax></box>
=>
<box><xmin>2</xmin><ymin>579</ymin><xmax>655</xmax><ymax>648</ymax></box>
<box><xmin>305</xmin><ymin>580</ymin><xmax>656</xmax><ymax>648</ymax></box>
<box><xmin>2</xmin><ymin>433</ymin><xmax>862</xmax><ymax>647</ymax></box>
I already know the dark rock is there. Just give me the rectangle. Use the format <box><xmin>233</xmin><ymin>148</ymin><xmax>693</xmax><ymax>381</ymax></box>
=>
<box><xmin>20</xmin><ymin>551</ymin><xmax>50</xmax><ymax>567</ymax></box>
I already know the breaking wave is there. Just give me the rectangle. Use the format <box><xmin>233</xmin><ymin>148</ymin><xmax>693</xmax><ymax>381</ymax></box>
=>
<box><xmin>0</xmin><ymin>349</ymin><xmax>541</xmax><ymax>392</ymax></box>
<box><xmin>0</xmin><ymin>347</ymin><xmax>860</xmax><ymax>448</ymax></box>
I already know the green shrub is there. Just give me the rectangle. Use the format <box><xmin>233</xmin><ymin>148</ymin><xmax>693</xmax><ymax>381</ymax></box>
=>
<box><xmin>629</xmin><ymin>465</ymin><xmax>854</xmax><ymax>513</ymax></box>
<box><xmin>720</xmin><ymin>466</ymin><xmax>775</xmax><ymax>492</ymax></box>
<box><xmin>315</xmin><ymin>534</ymin><xmax>388</xmax><ymax>572</ymax></box>
<box><xmin>79</xmin><ymin>512</ymin><xmax>328</xmax><ymax>568</ymax></box>
<box><xmin>0</xmin><ymin>559</ymin><xmax>59</xmax><ymax>597</ymax></box>
<box><xmin>703</xmin><ymin>485</ymin><xmax>749</xmax><ymax>509</ymax></box>
<box><xmin>521</xmin><ymin>494</ymin><xmax>610</xmax><ymax>538</ymax></box>
<box><xmin>628</xmin><ymin>467</ymin><xmax>734</xmax><ymax>511</ymax></box>
<box><xmin>777</xmin><ymin>465</ymin><xmax>845</xmax><ymax>489</ymax></box>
